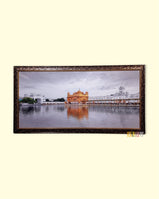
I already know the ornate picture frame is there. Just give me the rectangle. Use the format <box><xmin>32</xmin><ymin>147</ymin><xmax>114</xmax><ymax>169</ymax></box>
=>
<box><xmin>14</xmin><ymin>65</ymin><xmax>145</xmax><ymax>134</ymax></box>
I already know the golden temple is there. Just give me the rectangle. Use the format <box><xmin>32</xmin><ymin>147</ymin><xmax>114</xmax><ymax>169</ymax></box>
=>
<box><xmin>67</xmin><ymin>90</ymin><xmax>88</xmax><ymax>104</ymax></box>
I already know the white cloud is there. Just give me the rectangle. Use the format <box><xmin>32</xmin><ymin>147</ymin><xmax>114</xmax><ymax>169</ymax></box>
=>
<box><xmin>19</xmin><ymin>71</ymin><xmax>139</xmax><ymax>98</ymax></box>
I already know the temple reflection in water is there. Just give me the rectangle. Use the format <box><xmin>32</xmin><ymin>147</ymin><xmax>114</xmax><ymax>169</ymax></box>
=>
<box><xmin>19</xmin><ymin>104</ymin><xmax>139</xmax><ymax>128</ymax></box>
<box><xmin>67</xmin><ymin>105</ymin><xmax>88</xmax><ymax>120</ymax></box>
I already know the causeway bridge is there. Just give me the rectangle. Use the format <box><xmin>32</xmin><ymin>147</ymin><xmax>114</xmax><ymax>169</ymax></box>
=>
<box><xmin>67</xmin><ymin>96</ymin><xmax>140</xmax><ymax>106</ymax></box>
<box><xmin>85</xmin><ymin>98</ymin><xmax>140</xmax><ymax>106</ymax></box>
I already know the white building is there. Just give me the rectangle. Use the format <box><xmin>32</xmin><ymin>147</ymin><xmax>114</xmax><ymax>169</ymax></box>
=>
<box><xmin>24</xmin><ymin>93</ymin><xmax>46</xmax><ymax>104</ymax></box>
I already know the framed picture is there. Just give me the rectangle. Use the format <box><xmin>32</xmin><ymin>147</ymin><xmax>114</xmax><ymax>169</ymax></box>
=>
<box><xmin>14</xmin><ymin>65</ymin><xmax>145</xmax><ymax>134</ymax></box>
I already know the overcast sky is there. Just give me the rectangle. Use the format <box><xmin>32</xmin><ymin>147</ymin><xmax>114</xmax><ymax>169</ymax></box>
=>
<box><xmin>19</xmin><ymin>71</ymin><xmax>139</xmax><ymax>98</ymax></box>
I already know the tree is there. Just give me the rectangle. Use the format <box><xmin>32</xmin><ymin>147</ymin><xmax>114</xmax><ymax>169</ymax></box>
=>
<box><xmin>20</xmin><ymin>97</ymin><xmax>36</xmax><ymax>104</ymax></box>
<box><xmin>53</xmin><ymin>98</ymin><xmax>65</xmax><ymax>102</ymax></box>
<box><xmin>46</xmin><ymin>99</ymin><xmax>50</xmax><ymax>102</ymax></box>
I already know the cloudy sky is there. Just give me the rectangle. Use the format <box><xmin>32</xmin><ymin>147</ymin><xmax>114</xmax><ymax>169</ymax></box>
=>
<box><xmin>19</xmin><ymin>71</ymin><xmax>139</xmax><ymax>98</ymax></box>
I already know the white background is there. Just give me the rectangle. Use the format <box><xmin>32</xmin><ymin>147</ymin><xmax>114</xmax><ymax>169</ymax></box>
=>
<box><xmin>0</xmin><ymin>0</ymin><xmax>159</xmax><ymax>199</ymax></box>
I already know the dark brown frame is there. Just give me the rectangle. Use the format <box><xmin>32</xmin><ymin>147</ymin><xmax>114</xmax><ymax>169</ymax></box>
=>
<box><xmin>14</xmin><ymin>65</ymin><xmax>145</xmax><ymax>134</ymax></box>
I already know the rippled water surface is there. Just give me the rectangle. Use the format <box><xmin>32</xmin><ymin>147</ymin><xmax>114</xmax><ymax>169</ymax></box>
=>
<box><xmin>19</xmin><ymin>104</ymin><xmax>140</xmax><ymax>128</ymax></box>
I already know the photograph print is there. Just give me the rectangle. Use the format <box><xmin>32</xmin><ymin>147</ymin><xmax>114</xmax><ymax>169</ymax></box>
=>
<box><xmin>14</xmin><ymin>65</ymin><xmax>145</xmax><ymax>133</ymax></box>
